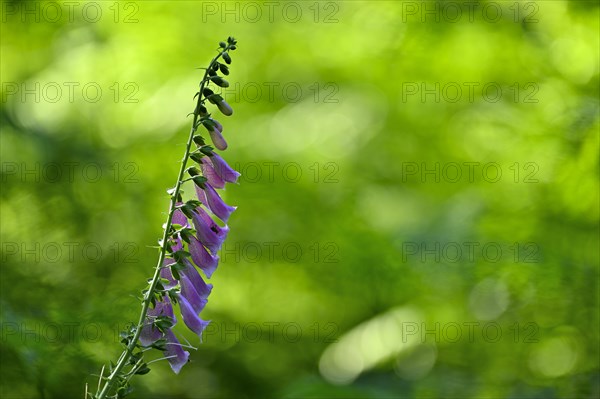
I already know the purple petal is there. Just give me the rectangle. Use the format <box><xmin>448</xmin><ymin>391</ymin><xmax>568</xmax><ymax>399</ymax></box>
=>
<box><xmin>139</xmin><ymin>324</ymin><xmax>163</xmax><ymax>347</ymax></box>
<box><xmin>139</xmin><ymin>296</ymin><xmax>176</xmax><ymax>346</ymax></box>
<box><xmin>195</xmin><ymin>184</ymin><xmax>208</xmax><ymax>205</ymax></box>
<box><xmin>191</xmin><ymin>206</ymin><xmax>229</xmax><ymax>254</ymax></box>
<box><xmin>164</xmin><ymin>329</ymin><xmax>190</xmax><ymax>374</ymax></box>
<box><xmin>178</xmin><ymin>294</ymin><xmax>211</xmax><ymax>340</ymax></box>
<box><xmin>172</xmin><ymin>233</ymin><xmax>183</xmax><ymax>252</ymax></box>
<box><xmin>156</xmin><ymin>296</ymin><xmax>176</xmax><ymax>324</ymax></box>
<box><xmin>209</xmin><ymin>153</ymin><xmax>240</xmax><ymax>184</ymax></box>
<box><xmin>180</xmin><ymin>273</ymin><xmax>208</xmax><ymax>314</ymax></box>
<box><xmin>211</xmin><ymin>118</ymin><xmax>223</xmax><ymax>132</ymax></box>
<box><xmin>200</xmin><ymin>157</ymin><xmax>226</xmax><ymax>189</ymax></box>
<box><xmin>209</xmin><ymin>127</ymin><xmax>227</xmax><ymax>150</ymax></box>
<box><xmin>181</xmin><ymin>258</ymin><xmax>213</xmax><ymax>299</ymax></box>
<box><xmin>196</xmin><ymin>183</ymin><xmax>236</xmax><ymax>223</ymax></box>
<box><xmin>188</xmin><ymin>235</ymin><xmax>219</xmax><ymax>278</ymax></box>
<box><xmin>160</xmin><ymin>258</ymin><xmax>178</xmax><ymax>289</ymax></box>
<box><xmin>172</xmin><ymin>207</ymin><xmax>189</xmax><ymax>227</ymax></box>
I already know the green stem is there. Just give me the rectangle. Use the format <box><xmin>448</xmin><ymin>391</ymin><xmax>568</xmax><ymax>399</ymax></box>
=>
<box><xmin>94</xmin><ymin>45</ymin><xmax>233</xmax><ymax>399</ymax></box>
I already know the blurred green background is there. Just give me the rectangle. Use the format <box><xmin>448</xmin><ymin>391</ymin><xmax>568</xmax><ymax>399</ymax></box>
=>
<box><xmin>1</xmin><ymin>0</ymin><xmax>599</xmax><ymax>398</ymax></box>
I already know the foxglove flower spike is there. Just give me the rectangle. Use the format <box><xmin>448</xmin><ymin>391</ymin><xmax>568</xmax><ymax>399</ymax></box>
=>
<box><xmin>93</xmin><ymin>37</ymin><xmax>241</xmax><ymax>398</ymax></box>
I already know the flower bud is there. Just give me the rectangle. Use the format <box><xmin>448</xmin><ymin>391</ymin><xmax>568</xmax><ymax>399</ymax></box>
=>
<box><xmin>219</xmin><ymin>64</ymin><xmax>229</xmax><ymax>76</ymax></box>
<box><xmin>208</xmin><ymin>127</ymin><xmax>228</xmax><ymax>150</ymax></box>
<box><xmin>217</xmin><ymin>100</ymin><xmax>233</xmax><ymax>116</ymax></box>
<box><xmin>222</xmin><ymin>52</ymin><xmax>231</xmax><ymax>65</ymax></box>
<box><xmin>210</xmin><ymin>118</ymin><xmax>223</xmax><ymax>132</ymax></box>
<box><xmin>210</xmin><ymin>76</ymin><xmax>229</xmax><ymax>88</ymax></box>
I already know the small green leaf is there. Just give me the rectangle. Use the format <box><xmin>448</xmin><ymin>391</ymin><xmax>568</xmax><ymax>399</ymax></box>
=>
<box><xmin>193</xmin><ymin>176</ymin><xmax>208</xmax><ymax>187</ymax></box>
<box><xmin>129</xmin><ymin>352</ymin><xmax>141</xmax><ymax>365</ymax></box>
<box><xmin>190</xmin><ymin>152</ymin><xmax>204</xmax><ymax>164</ymax></box>
<box><xmin>170</xmin><ymin>265</ymin><xmax>181</xmax><ymax>280</ymax></box>
<box><xmin>187</xmin><ymin>166</ymin><xmax>200</xmax><ymax>177</ymax></box>
<box><xmin>116</xmin><ymin>384</ymin><xmax>133</xmax><ymax>399</ymax></box>
<box><xmin>179</xmin><ymin>227</ymin><xmax>196</xmax><ymax>243</ymax></box>
<box><xmin>202</xmin><ymin>88</ymin><xmax>214</xmax><ymax>97</ymax></box>
<box><xmin>200</xmin><ymin>146</ymin><xmax>214</xmax><ymax>156</ymax></box>
<box><xmin>151</xmin><ymin>338</ymin><xmax>167</xmax><ymax>351</ymax></box>
<box><xmin>135</xmin><ymin>364</ymin><xmax>151</xmax><ymax>375</ymax></box>
<box><xmin>154</xmin><ymin>315</ymin><xmax>174</xmax><ymax>330</ymax></box>
<box><xmin>193</xmin><ymin>135</ymin><xmax>206</xmax><ymax>146</ymax></box>
<box><xmin>201</xmin><ymin>118</ymin><xmax>217</xmax><ymax>131</ymax></box>
<box><xmin>172</xmin><ymin>250</ymin><xmax>191</xmax><ymax>263</ymax></box>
